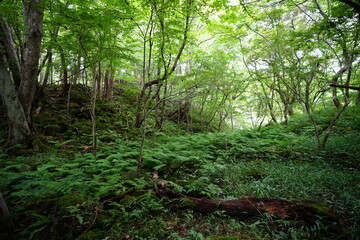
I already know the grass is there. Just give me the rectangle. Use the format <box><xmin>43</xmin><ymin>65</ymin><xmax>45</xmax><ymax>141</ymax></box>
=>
<box><xmin>1</xmin><ymin>125</ymin><xmax>360</xmax><ymax>239</ymax></box>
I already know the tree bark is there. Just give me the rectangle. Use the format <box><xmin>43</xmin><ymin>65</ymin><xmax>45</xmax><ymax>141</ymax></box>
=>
<box><xmin>96</xmin><ymin>62</ymin><xmax>101</xmax><ymax>98</ymax></box>
<box><xmin>330</xmin><ymin>83</ymin><xmax>360</xmax><ymax>90</ymax></box>
<box><xmin>0</xmin><ymin>0</ymin><xmax>44</xmax><ymax>146</ymax></box>
<box><xmin>58</xmin><ymin>45</ymin><xmax>68</xmax><ymax>93</ymax></box>
<box><xmin>0</xmin><ymin>190</ymin><xmax>14</xmax><ymax>240</ymax></box>
<box><xmin>18</xmin><ymin>0</ymin><xmax>44</xmax><ymax>125</ymax></box>
<box><xmin>156</xmin><ymin>183</ymin><xmax>334</xmax><ymax>223</ymax></box>
<box><xmin>0</xmin><ymin>53</ymin><xmax>32</xmax><ymax>145</ymax></box>
<box><xmin>0</xmin><ymin>16</ymin><xmax>22</xmax><ymax>89</ymax></box>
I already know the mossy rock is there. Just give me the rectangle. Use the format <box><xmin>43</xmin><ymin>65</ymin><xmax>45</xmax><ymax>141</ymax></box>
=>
<box><xmin>68</xmin><ymin>102</ymin><xmax>81</xmax><ymax>109</ymax></box>
<box><xmin>44</xmin><ymin>124</ymin><xmax>62</xmax><ymax>135</ymax></box>
<box><xmin>34</xmin><ymin>111</ymin><xmax>54</xmax><ymax>125</ymax></box>
<box><xmin>55</xmin><ymin>98</ymin><xmax>67</xmax><ymax>106</ymax></box>
<box><xmin>57</xmin><ymin>193</ymin><xmax>87</xmax><ymax>211</ymax></box>
<box><xmin>97</xmin><ymin>116</ymin><xmax>111</xmax><ymax>124</ymax></box>
<box><xmin>73</xmin><ymin>121</ymin><xmax>92</xmax><ymax>134</ymax></box>
<box><xmin>71</xmin><ymin>109</ymin><xmax>90</xmax><ymax>119</ymax></box>
<box><xmin>119</xmin><ymin>190</ymin><xmax>152</xmax><ymax>205</ymax></box>
<box><xmin>98</xmin><ymin>130</ymin><xmax>116</xmax><ymax>142</ymax></box>
<box><xmin>70</xmin><ymin>92</ymin><xmax>89</xmax><ymax>105</ymax></box>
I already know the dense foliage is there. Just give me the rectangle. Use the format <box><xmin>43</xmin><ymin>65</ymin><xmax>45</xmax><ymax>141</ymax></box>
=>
<box><xmin>1</xmin><ymin>86</ymin><xmax>359</xmax><ymax>239</ymax></box>
<box><xmin>1</xmin><ymin>0</ymin><xmax>360</xmax><ymax>239</ymax></box>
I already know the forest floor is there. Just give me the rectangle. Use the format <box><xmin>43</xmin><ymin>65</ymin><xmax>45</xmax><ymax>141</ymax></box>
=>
<box><xmin>1</xmin><ymin>86</ymin><xmax>360</xmax><ymax>240</ymax></box>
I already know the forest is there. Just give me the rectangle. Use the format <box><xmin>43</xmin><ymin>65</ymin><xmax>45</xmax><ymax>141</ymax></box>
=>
<box><xmin>0</xmin><ymin>0</ymin><xmax>360</xmax><ymax>239</ymax></box>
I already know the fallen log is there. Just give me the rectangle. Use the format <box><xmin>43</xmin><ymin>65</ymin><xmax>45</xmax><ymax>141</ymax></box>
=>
<box><xmin>156</xmin><ymin>181</ymin><xmax>335</xmax><ymax>224</ymax></box>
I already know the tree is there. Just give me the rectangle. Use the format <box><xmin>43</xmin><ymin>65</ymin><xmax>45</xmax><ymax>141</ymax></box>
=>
<box><xmin>134</xmin><ymin>0</ymin><xmax>194</xmax><ymax>128</ymax></box>
<box><xmin>0</xmin><ymin>0</ymin><xmax>44</xmax><ymax>147</ymax></box>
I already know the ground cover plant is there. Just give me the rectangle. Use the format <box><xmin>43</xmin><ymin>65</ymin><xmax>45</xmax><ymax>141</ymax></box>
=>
<box><xmin>1</xmin><ymin>124</ymin><xmax>359</xmax><ymax>239</ymax></box>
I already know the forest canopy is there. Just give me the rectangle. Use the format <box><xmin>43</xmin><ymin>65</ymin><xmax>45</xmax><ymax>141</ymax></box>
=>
<box><xmin>0</xmin><ymin>0</ymin><xmax>359</xmax><ymax>148</ymax></box>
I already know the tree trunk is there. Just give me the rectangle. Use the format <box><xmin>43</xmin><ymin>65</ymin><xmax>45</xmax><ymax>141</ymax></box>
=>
<box><xmin>90</xmin><ymin>66</ymin><xmax>98</xmax><ymax>153</ymax></box>
<box><xmin>155</xmin><ymin>84</ymin><xmax>162</xmax><ymax>129</ymax></box>
<box><xmin>0</xmin><ymin>16</ymin><xmax>22</xmax><ymax>89</ymax></box>
<box><xmin>96</xmin><ymin>62</ymin><xmax>102</xmax><ymax>99</ymax></box>
<box><xmin>18</xmin><ymin>0</ymin><xmax>44</xmax><ymax>125</ymax></box>
<box><xmin>0</xmin><ymin>0</ymin><xmax>44</xmax><ymax>147</ymax></box>
<box><xmin>57</xmin><ymin>45</ymin><xmax>68</xmax><ymax>93</ymax></box>
<box><xmin>103</xmin><ymin>65</ymin><xmax>114</xmax><ymax>101</ymax></box>
<box><xmin>156</xmin><ymin>183</ymin><xmax>334</xmax><ymax>224</ymax></box>
<box><xmin>332</xmin><ymin>88</ymin><xmax>342</xmax><ymax>108</ymax></box>
<box><xmin>321</xmin><ymin>100</ymin><xmax>350</xmax><ymax>148</ymax></box>
<box><xmin>135</xmin><ymin>2</ymin><xmax>191</xmax><ymax>128</ymax></box>
<box><xmin>0</xmin><ymin>54</ymin><xmax>33</xmax><ymax>145</ymax></box>
<box><xmin>108</xmin><ymin>70</ymin><xmax>114</xmax><ymax>100</ymax></box>
<box><xmin>39</xmin><ymin>49</ymin><xmax>52</xmax><ymax>95</ymax></box>
<box><xmin>103</xmin><ymin>68</ymin><xmax>109</xmax><ymax>100</ymax></box>
<box><xmin>0</xmin><ymin>190</ymin><xmax>14</xmax><ymax>240</ymax></box>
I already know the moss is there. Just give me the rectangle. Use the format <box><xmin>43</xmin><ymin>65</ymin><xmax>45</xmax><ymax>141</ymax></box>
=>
<box><xmin>71</xmin><ymin>109</ymin><xmax>90</xmax><ymax>119</ymax></box>
<box><xmin>118</xmin><ymin>191</ymin><xmax>152</xmax><ymax>205</ymax></box>
<box><xmin>57</xmin><ymin>193</ymin><xmax>87</xmax><ymax>211</ymax></box>
<box><xmin>295</xmin><ymin>199</ymin><xmax>332</xmax><ymax>216</ymax></box>
<box><xmin>70</xmin><ymin>92</ymin><xmax>88</xmax><ymax>105</ymax></box>
<box><xmin>44</xmin><ymin>124</ymin><xmax>62</xmax><ymax>135</ymax></box>
<box><xmin>2</xmin><ymin>136</ymin><xmax>51</xmax><ymax>154</ymax></box>
<box><xmin>31</xmin><ymin>137</ymin><xmax>52</xmax><ymax>152</ymax></box>
<box><xmin>33</xmin><ymin>111</ymin><xmax>54</xmax><ymax>126</ymax></box>
<box><xmin>98</xmin><ymin>130</ymin><xmax>116</xmax><ymax>143</ymax></box>
<box><xmin>73</xmin><ymin>121</ymin><xmax>92</xmax><ymax>134</ymax></box>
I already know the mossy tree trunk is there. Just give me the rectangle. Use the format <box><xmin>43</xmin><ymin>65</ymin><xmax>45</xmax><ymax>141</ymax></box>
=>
<box><xmin>156</xmin><ymin>183</ymin><xmax>335</xmax><ymax>224</ymax></box>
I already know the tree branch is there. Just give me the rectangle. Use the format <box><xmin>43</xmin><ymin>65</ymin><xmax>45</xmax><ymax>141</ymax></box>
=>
<box><xmin>330</xmin><ymin>83</ymin><xmax>360</xmax><ymax>90</ymax></box>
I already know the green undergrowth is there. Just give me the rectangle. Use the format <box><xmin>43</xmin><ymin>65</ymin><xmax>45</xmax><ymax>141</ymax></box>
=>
<box><xmin>1</xmin><ymin>125</ymin><xmax>360</xmax><ymax>240</ymax></box>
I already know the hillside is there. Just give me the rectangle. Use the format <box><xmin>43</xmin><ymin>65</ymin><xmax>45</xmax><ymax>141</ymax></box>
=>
<box><xmin>1</xmin><ymin>85</ymin><xmax>360</xmax><ymax>239</ymax></box>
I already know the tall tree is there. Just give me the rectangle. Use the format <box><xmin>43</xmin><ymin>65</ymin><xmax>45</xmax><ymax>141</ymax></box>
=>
<box><xmin>134</xmin><ymin>0</ymin><xmax>194</xmax><ymax>128</ymax></box>
<box><xmin>0</xmin><ymin>0</ymin><xmax>44</xmax><ymax>146</ymax></box>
